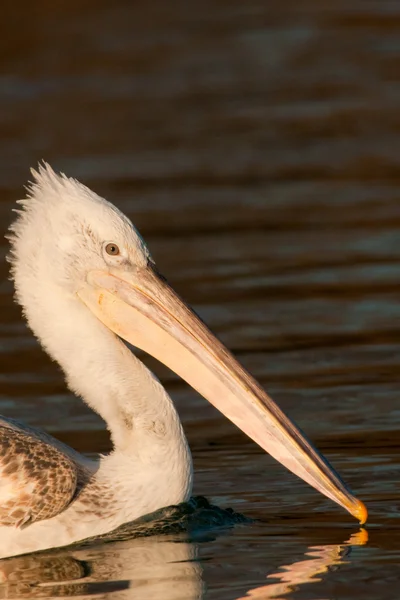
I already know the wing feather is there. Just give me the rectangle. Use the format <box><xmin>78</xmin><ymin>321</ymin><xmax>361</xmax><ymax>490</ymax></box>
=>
<box><xmin>0</xmin><ymin>420</ymin><xmax>78</xmax><ymax>527</ymax></box>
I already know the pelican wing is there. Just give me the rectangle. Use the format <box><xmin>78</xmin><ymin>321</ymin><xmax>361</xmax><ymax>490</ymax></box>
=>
<box><xmin>0</xmin><ymin>418</ymin><xmax>78</xmax><ymax>528</ymax></box>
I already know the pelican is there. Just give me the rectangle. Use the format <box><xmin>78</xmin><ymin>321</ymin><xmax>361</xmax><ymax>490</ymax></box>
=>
<box><xmin>0</xmin><ymin>164</ymin><xmax>367</xmax><ymax>558</ymax></box>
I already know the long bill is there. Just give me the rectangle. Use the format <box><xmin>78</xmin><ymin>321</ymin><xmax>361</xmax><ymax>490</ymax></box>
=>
<box><xmin>77</xmin><ymin>266</ymin><xmax>367</xmax><ymax>524</ymax></box>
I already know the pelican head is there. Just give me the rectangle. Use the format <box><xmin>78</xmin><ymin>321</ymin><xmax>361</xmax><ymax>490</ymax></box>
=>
<box><xmin>8</xmin><ymin>164</ymin><xmax>367</xmax><ymax>524</ymax></box>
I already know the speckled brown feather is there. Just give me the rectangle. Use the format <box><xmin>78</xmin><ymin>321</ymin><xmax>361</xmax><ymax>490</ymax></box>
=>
<box><xmin>0</xmin><ymin>420</ymin><xmax>78</xmax><ymax>528</ymax></box>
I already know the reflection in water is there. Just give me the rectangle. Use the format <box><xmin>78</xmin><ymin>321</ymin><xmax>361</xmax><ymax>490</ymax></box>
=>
<box><xmin>0</xmin><ymin>530</ymin><xmax>368</xmax><ymax>600</ymax></box>
<box><xmin>239</xmin><ymin>530</ymin><xmax>368</xmax><ymax>600</ymax></box>
<box><xmin>0</xmin><ymin>535</ymin><xmax>204</xmax><ymax>600</ymax></box>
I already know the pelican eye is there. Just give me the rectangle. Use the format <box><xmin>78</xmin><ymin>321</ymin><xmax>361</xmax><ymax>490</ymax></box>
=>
<box><xmin>105</xmin><ymin>243</ymin><xmax>120</xmax><ymax>256</ymax></box>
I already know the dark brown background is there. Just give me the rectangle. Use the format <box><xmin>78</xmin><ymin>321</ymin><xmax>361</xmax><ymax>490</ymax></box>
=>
<box><xmin>0</xmin><ymin>2</ymin><xmax>399</xmax><ymax>599</ymax></box>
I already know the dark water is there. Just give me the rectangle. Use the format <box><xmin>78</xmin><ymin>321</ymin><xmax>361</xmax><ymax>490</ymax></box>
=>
<box><xmin>0</xmin><ymin>1</ymin><xmax>399</xmax><ymax>598</ymax></box>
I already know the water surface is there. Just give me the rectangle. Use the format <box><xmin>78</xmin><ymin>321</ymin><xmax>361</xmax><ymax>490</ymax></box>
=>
<box><xmin>0</xmin><ymin>1</ymin><xmax>399</xmax><ymax>598</ymax></box>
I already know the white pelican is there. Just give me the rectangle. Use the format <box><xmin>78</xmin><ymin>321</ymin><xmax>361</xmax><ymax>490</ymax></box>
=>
<box><xmin>0</xmin><ymin>164</ymin><xmax>367</xmax><ymax>558</ymax></box>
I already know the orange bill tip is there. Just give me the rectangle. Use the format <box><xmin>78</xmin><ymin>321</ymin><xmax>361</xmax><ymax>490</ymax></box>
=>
<box><xmin>353</xmin><ymin>499</ymin><xmax>368</xmax><ymax>525</ymax></box>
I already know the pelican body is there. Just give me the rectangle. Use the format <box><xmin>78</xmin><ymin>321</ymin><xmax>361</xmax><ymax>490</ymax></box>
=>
<box><xmin>0</xmin><ymin>165</ymin><xmax>366</xmax><ymax>558</ymax></box>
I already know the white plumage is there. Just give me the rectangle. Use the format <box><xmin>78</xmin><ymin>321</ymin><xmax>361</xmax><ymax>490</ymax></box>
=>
<box><xmin>0</xmin><ymin>164</ymin><xmax>366</xmax><ymax>558</ymax></box>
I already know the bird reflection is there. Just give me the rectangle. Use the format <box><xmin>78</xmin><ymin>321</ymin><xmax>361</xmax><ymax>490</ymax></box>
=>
<box><xmin>0</xmin><ymin>530</ymin><xmax>368</xmax><ymax>599</ymax></box>
<box><xmin>239</xmin><ymin>530</ymin><xmax>368</xmax><ymax>600</ymax></box>
<box><xmin>0</xmin><ymin>534</ymin><xmax>204</xmax><ymax>600</ymax></box>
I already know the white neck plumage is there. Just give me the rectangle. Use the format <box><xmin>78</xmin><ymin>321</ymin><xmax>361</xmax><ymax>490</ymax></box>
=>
<box><xmin>20</xmin><ymin>279</ymin><xmax>191</xmax><ymax>465</ymax></box>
